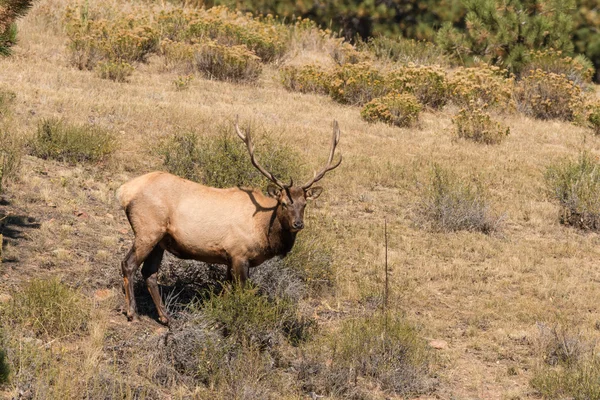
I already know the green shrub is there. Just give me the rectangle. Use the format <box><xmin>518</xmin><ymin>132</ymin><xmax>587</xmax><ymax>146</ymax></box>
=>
<box><xmin>448</xmin><ymin>65</ymin><xmax>514</xmax><ymax>110</ymax></box>
<box><xmin>2</xmin><ymin>278</ymin><xmax>90</xmax><ymax>337</ymax></box>
<box><xmin>420</xmin><ymin>164</ymin><xmax>501</xmax><ymax>234</ymax></box>
<box><xmin>545</xmin><ymin>152</ymin><xmax>600</xmax><ymax>230</ymax></box>
<box><xmin>95</xmin><ymin>60</ymin><xmax>134</xmax><ymax>82</ymax></box>
<box><xmin>364</xmin><ymin>35</ymin><xmax>450</xmax><ymax>66</ymax></box>
<box><xmin>299</xmin><ymin>313</ymin><xmax>432</xmax><ymax>397</ymax></box>
<box><xmin>588</xmin><ymin>102</ymin><xmax>600</xmax><ymax>135</ymax></box>
<box><xmin>328</xmin><ymin>62</ymin><xmax>386</xmax><ymax>106</ymax></box>
<box><xmin>30</xmin><ymin>118</ymin><xmax>117</xmax><ymax>164</ymax></box>
<box><xmin>453</xmin><ymin>107</ymin><xmax>510</xmax><ymax>144</ymax></box>
<box><xmin>280</xmin><ymin>64</ymin><xmax>331</xmax><ymax>95</ymax></box>
<box><xmin>194</xmin><ymin>41</ymin><xmax>262</xmax><ymax>83</ymax></box>
<box><xmin>204</xmin><ymin>284</ymin><xmax>312</xmax><ymax>347</ymax></box>
<box><xmin>514</xmin><ymin>69</ymin><xmax>584</xmax><ymax>121</ymax></box>
<box><xmin>361</xmin><ymin>93</ymin><xmax>422</xmax><ymax>127</ymax></box>
<box><xmin>386</xmin><ymin>65</ymin><xmax>448</xmax><ymax>109</ymax></box>
<box><xmin>158</xmin><ymin>125</ymin><xmax>300</xmax><ymax>188</ymax></box>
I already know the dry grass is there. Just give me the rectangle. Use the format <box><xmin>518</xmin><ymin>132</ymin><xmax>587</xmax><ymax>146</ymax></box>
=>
<box><xmin>1</xmin><ymin>0</ymin><xmax>600</xmax><ymax>398</ymax></box>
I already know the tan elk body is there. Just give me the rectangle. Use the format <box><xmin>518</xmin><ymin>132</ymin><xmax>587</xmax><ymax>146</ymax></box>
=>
<box><xmin>116</xmin><ymin>119</ymin><xmax>341</xmax><ymax>324</ymax></box>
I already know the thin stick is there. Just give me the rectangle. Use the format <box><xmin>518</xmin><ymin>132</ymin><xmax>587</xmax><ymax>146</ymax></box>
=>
<box><xmin>384</xmin><ymin>217</ymin><xmax>388</xmax><ymax>311</ymax></box>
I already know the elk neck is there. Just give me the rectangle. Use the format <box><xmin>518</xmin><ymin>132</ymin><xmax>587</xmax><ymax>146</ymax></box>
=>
<box><xmin>265</xmin><ymin>202</ymin><xmax>297</xmax><ymax>259</ymax></box>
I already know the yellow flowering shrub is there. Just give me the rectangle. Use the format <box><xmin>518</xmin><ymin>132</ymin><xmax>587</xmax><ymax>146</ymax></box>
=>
<box><xmin>514</xmin><ymin>69</ymin><xmax>584</xmax><ymax>121</ymax></box>
<box><xmin>329</xmin><ymin>40</ymin><xmax>367</xmax><ymax>65</ymax></box>
<box><xmin>194</xmin><ymin>41</ymin><xmax>262</xmax><ymax>83</ymax></box>
<box><xmin>158</xmin><ymin>7</ymin><xmax>289</xmax><ymax>63</ymax></box>
<box><xmin>361</xmin><ymin>93</ymin><xmax>422</xmax><ymax>127</ymax></box>
<box><xmin>328</xmin><ymin>62</ymin><xmax>386</xmax><ymax>105</ymax></box>
<box><xmin>448</xmin><ymin>65</ymin><xmax>514</xmax><ymax>110</ymax></box>
<box><xmin>524</xmin><ymin>49</ymin><xmax>594</xmax><ymax>88</ymax></box>
<box><xmin>386</xmin><ymin>65</ymin><xmax>449</xmax><ymax>109</ymax></box>
<box><xmin>453</xmin><ymin>107</ymin><xmax>510</xmax><ymax>144</ymax></box>
<box><xmin>280</xmin><ymin>64</ymin><xmax>331</xmax><ymax>95</ymax></box>
<box><xmin>64</xmin><ymin>7</ymin><xmax>159</xmax><ymax>70</ymax></box>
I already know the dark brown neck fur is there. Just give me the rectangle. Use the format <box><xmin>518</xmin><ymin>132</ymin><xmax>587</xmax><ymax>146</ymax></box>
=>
<box><xmin>266</xmin><ymin>205</ymin><xmax>297</xmax><ymax>259</ymax></box>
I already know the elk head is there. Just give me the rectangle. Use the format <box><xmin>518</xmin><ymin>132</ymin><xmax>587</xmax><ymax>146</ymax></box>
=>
<box><xmin>235</xmin><ymin>118</ymin><xmax>342</xmax><ymax>232</ymax></box>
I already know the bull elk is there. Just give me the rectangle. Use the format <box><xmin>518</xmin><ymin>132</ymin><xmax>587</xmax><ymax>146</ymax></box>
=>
<box><xmin>116</xmin><ymin>119</ymin><xmax>342</xmax><ymax>324</ymax></box>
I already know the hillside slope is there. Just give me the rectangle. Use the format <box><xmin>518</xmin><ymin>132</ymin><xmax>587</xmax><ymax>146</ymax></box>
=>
<box><xmin>1</xmin><ymin>0</ymin><xmax>600</xmax><ymax>399</ymax></box>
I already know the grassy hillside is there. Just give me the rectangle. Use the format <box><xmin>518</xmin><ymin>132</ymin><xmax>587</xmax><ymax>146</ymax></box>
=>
<box><xmin>1</xmin><ymin>0</ymin><xmax>600</xmax><ymax>399</ymax></box>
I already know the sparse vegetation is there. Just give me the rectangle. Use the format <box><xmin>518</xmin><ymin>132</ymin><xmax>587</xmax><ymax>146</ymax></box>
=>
<box><xmin>420</xmin><ymin>164</ymin><xmax>501</xmax><ymax>233</ymax></box>
<box><xmin>299</xmin><ymin>313</ymin><xmax>432</xmax><ymax>398</ymax></box>
<box><xmin>1</xmin><ymin>278</ymin><xmax>90</xmax><ymax>337</ymax></box>
<box><xmin>95</xmin><ymin>60</ymin><xmax>134</xmax><ymax>82</ymax></box>
<box><xmin>30</xmin><ymin>118</ymin><xmax>117</xmax><ymax>164</ymax></box>
<box><xmin>0</xmin><ymin>331</ymin><xmax>9</xmax><ymax>385</ymax></box>
<box><xmin>453</xmin><ymin>107</ymin><xmax>510</xmax><ymax>144</ymax></box>
<box><xmin>158</xmin><ymin>125</ymin><xmax>300</xmax><ymax>188</ymax></box>
<box><xmin>0</xmin><ymin>88</ymin><xmax>22</xmax><ymax>192</ymax></box>
<box><xmin>364</xmin><ymin>35</ymin><xmax>450</xmax><ymax>66</ymax></box>
<box><xmin>545</xmin><ymin>152</ymin><xmax>600</xmax><ymax>230</ymax></box>
<box><xmin>361</xmin><ymin>93</ymin><xmax>422</xmax><ymax>127</ymax></box>
<box><xmin>531</xmin><ymin>323</ymin><xmax>600</xmax><ymax>399</ymax></box>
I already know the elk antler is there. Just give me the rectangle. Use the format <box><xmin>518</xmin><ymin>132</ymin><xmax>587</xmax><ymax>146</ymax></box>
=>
<box><xmin>235</xmin><ymin>116</ymin><xmax>290</xmax><ymax>189</ymax></box>
<box><xmin>302</xmin><ymin>120</ymin><xmax>342</xmax><ymax>190</ymax></box>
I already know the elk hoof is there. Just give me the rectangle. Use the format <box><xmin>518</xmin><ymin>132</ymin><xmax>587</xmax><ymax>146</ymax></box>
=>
<box><xmin>158</xmin><ymin>315</ymin><xmax>170</xmax><ymax>326</ymax></box>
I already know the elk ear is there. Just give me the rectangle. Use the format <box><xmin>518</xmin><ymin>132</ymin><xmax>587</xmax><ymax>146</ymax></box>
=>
<box><xmin>267</xmin><ymin>184</ymin><xmax>281</xmax><ymax>198</ymax></box>
<box><xmin>305</xmin><ymin>186</ymin><xmax>323</xmax><ymax>200</ymax></box>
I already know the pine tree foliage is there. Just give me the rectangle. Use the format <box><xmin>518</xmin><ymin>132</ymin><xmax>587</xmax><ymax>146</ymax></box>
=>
<box><xmin>436</xmin><ymin>0</ymin><xmax>575</xmax><ymax>74</ymax></box>
<box><xmin>572</xmin><ymin>0</ymin><xmax>600</xmax><ymax>81</ymax></box>
<box><xmin>0</xmin><ymin>0</ymin><xmax>34</xmax><ymax>56</ymax></box>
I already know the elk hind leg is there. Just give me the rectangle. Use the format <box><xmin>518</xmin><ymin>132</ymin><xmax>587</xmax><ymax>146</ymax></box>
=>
<box><xmin>141</xmin><ymin>245</ymin><xmax>169</xmax><ymax>325</ymax></box>
<box><xmin>121</xmin><ymin>233</ymin><xmax>163</xmax><ymax>321</ymax></box>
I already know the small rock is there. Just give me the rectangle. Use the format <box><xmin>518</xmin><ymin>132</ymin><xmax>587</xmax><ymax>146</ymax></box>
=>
<box><xmin>106</xmin><ymin>213</ymin><xmax>114</xmax><ymax>219</ymax></box>
<box><xmin>94</xmin><ymin>289</ymin><xmax>113</xmax><ymax>301</ymax></box>
<box><xmin>429</xmin><ymin>339</ymin><xmax>448</xmax><ymax>350</ymax></box>
<box><xmin>0</xmin><ymin>293</ymin><xmax>12</xmax><ymax>303</ymax></box>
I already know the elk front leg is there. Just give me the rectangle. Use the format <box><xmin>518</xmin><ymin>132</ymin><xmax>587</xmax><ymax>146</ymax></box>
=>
<box><xmin>231</xmin><ymin>258</ymin><xmax>249</xmax><ymax>286</ymax></box>
<box><xmin>141</xmin><ymin>245</ymin><xmax>169</xmax><ymax>325</ymax></box>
